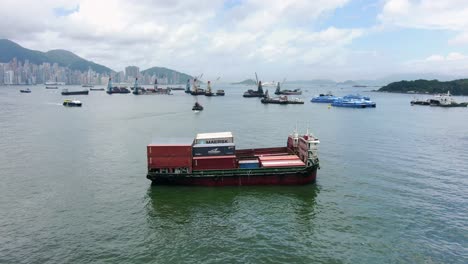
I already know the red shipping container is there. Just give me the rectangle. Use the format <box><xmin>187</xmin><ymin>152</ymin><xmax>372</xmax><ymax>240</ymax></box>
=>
<box><xmin>147</xmin><ymin>144</ymin><xmax>192</xmax><ymax>157</ymax></box>
<box><xmin>260</xmin><ymin>159</ymin><xmax>305</xmax><ymax>168</ymax></box>
<box><xmin>148</xmin><ymin>156</ymin><xmax>192</xmax><ymax>169</ymax></box>
<box><xmin>258</xmin><ymin>155</ymin><xmax>300</xmax><ymax>161</ymax></box>
<box><xmin>192</xmin><ymin>155</ymin><xmax>237</xmax><ymax>170</ymax></box>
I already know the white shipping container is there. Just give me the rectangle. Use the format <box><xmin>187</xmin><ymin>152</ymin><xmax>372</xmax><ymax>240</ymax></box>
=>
<box><xmin>195</xmin><ymin>132</ymin><xmax>234</xmax><ymax>144</ymax></box>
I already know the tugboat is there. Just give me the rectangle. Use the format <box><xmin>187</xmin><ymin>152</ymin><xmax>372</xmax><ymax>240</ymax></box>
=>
<box><xmin>192</xmin><ymin>102</ymin><xmax>204</xmax><ymax>111</ymax></box>
<box><xmin>63</xmin><ymin>99</ymin><xmax>82</xmax><ymax>107</ymax></box>
<box><xmin>20</xmin><ymin>88</ymin><xmax>31</xmax><ymax>93</ymax></box>
<box><xmin>146</xmin><ymin>129</ymin><xmax>320</xmax><ymax>186</ymax></box>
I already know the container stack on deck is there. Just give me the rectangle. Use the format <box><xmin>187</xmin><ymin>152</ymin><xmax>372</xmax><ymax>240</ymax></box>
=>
<box><xmin>192</xmin><ymin>132</ymin><xmax>237</xmax><ymax>170</ymax></box>
<box><xmin>147</xmin><ymin>138</ymin><xmax>193</xmax><ymax>173</ymax></box>
<box><xmin>147</xmin><ymin>132</ymin><xmax>309</xmax><ymax>173</ymax></box>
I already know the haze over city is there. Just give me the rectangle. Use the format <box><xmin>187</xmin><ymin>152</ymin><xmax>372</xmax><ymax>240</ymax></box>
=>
<box><xmin>2</xmin><ymin>0</ymin><xmax>468</xmax><ymax>81</ymax></box>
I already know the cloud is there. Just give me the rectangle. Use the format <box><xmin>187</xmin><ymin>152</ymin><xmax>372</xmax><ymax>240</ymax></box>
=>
<box><xmin>404</xmin><ymin>52</ymin><xmax>468</xmax><ymax>76</ymax></box>
<box><xmin>0</xmin><ymin>0</ymin><xmax>368</xmax><ymax>80</ymax></box>
<box><xmin>378</xmin><ymin>0</ymin><xmax>468</xmax><ymax>46</ymax></box>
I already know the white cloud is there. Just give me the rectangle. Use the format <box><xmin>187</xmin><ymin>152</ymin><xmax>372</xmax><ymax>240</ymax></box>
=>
<box><xmin>379</xmin><ymin>0</ymin><xmax>468</xmax><ymax>46</ymax></box>
<box><xmin>405</xmin><ymin>52</ymin><xmax>468</xmax><ymax>76</ymax></box>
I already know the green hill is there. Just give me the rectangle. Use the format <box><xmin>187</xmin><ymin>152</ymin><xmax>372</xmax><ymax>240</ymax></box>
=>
<box><xmin>378</xmin><ymin>79</ymin><xmax>468</xmax><ymax>95</ymax></box>
<box><xmin>141</xmin><ymin>66</ymin><xmax>193</xmax><ymax>84</ymax></box>
<box><xmin>0</xmin><ymin>39</ymin><xmax>113</xmax><ymax>74</ymax></box>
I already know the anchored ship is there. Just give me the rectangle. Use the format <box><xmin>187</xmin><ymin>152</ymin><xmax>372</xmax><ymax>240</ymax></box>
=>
<box><xmin>147</xmin><ymin>130</ymin><xmax>320</xmax><ymax>186</ymax></box>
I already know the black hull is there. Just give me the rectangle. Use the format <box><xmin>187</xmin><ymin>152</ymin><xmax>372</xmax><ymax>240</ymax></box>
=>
<box><xmin>148</xmin><ymin>165</ymin><xmax>318</xmax><ymax>186</ymax></box>
<box><xmin>61</xmin><ymin>91</ymin><xmax>89</xmax><ymax>95</ymax></box>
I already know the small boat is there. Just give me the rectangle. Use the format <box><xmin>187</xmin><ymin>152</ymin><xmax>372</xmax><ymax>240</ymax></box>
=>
<box><xmin>192</xmin><ymin>102</ymin><xmax>204</xmax><ymax>111</ymax></box>
<box><xmin>311</xmin><ymin>93</ymin><xmax>338</xmax><ymax>103</ymax></box>
<box><xmin>90</xmin><ymin>88</ymin><xmax>105</xmax><ymax>91</ymax></box>
<box><xmin>61</xmin><ymin>89</ymin><xmax>89</xmax><ymax>95</ymax></box>
<box><xmin>45</xmin><ymin>86</ymin><xmax>58</xmax><ymax>89</ymax></box>
<box><xmin>63</xmin><ymin>99</ymin><xmax>82</xmax><ymax>107</ymax></box>
<box><xmin>216</xmin><ymin>90</ymin><xmax>225</xmax><ymax>96</ymax></box>
<box><xmin>20</xmin><ymin>88</ymin><xmax>31</xmax><ymax>93</ymax></box>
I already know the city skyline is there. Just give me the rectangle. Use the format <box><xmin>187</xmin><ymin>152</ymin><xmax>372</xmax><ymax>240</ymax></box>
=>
<box><xmin>0</xmin><ymin>57</ymin><xmax>191</xmax><ymax>85</ymax></box>
<box><xmin>1</xmin><ymin>1</ymin><xmax>468</xmax><ymax>81</ymax></box>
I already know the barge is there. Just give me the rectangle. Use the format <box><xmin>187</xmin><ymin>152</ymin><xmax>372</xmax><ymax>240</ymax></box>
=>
<box><xmin>147</xmin><ymin>130</ymin><xmax>320</xmax><ymax>186</ymax></box>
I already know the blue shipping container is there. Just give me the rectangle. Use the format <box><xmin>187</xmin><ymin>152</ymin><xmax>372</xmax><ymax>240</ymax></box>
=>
<box><xmin>193</xmin><ymin>143</ymin><xmax>236</xmax><ymax>156</ymax></box>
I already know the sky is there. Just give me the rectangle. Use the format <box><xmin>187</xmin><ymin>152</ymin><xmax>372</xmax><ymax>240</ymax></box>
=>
<box><xmin>2</xmin><ymin>0</ymin><xmax>468</xmax><ymax>81</ymax></box>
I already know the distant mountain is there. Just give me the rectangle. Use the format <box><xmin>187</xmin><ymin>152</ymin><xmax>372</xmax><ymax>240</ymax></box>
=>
<box><xmin>288</xmin><ymin>79</ymin><xmax>336</xmax><ymax>85</ymax></box>
<box><xmin>232</xmin><ymin>79</ymin><xmax>256</xmax><ymax>85</ymax></box>
<box><xmin>141</xmin><ymin>66</ymin><xmax>193</xmax><ymax>84</ymax></box>
<box><xmin>378</xmin><ymin>79</ymin><xmax>468</xmax><ymax>95</ymax></box>
<box><xmin>0</xmin><ymin>39</ymin><xmax>113</xmax><ymax>74</ymax></box>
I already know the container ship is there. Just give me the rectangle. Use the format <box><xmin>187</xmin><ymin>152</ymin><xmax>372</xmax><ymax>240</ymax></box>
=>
<box><xmin>147</xmin><ymin>130</ymin><xmax>320</xmax><ymax>186</ymax></box>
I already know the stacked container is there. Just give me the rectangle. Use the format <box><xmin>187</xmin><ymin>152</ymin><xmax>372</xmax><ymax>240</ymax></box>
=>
<box><xmin>192</xmin><ymin>132</ymin><xmax>237</xmax><ymax>170</ymax></box>
<box><xmin>147</xmin><ymin>138</ymin><xmax>193</xmax><ymax>173</ymax></box>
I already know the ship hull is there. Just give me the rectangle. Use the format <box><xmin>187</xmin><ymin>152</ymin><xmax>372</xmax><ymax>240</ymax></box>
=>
<box><xmin>148</xmin><ymin>165</ymin><xmax>318</xmax><ymax>186</ymax></box>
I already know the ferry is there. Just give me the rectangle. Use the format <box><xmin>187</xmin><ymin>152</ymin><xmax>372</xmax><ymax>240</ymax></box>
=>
<box><xmin>147</xmin><ymin>130</ymin><xmax>320</xmax><ymax>186</ymax></box>
<box><xmin>331</xmin><ymin>94</ymin><xmax>376</xmax><ymax>108</ymax></box>
<box><xmin>311</xmin><ymin>93</ymin><xmax>338</xmax><ymax>103</ymax></box>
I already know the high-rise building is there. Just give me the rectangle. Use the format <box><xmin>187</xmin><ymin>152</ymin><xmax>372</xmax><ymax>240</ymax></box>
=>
<box><xmin>125</xmin><ymin>66</ymin><xmax>139</xmax><ymax>81</ymax></box>
<box><xmin>5</xmin><ymin>70</ymin><xmax>14</xmax><ymax>85</ymax></box>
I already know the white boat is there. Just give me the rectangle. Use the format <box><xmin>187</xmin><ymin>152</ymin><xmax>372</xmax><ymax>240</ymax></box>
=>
<box><xmin>63</xmin><ymin>99</ymin><xmax>82</xmax><ymax>107</ymax></box>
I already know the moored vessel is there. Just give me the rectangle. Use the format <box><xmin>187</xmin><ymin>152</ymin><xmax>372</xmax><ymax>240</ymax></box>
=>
<box><xmin>61</xmin><ymin>89</ymin><xmax>89</xmax><ymax>95</ymax></box>
<box><xmin>147</xmin><ymin>130</ymin><xmax>320</xmax><ymax>186</ymax></box>
<box><xmin>106</xmin><ymin>78</ymin><xmax>130</xmax><ymax>94</ymax></box>
<box><xmin>261</xmin><ymin>90</ymin><xmax>304</xmax><ymax>104</ymax></box>
<box><xmin>275</xmin><ymin>82</ymin><xmax>302</xmax><ymax>95</ymax></box>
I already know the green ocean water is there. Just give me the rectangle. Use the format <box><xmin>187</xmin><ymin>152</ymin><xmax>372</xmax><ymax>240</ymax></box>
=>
<box><xmin>0</xmin><ymin>84</ymin><xmax>467</xmax><ymax>263</ymax></box>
